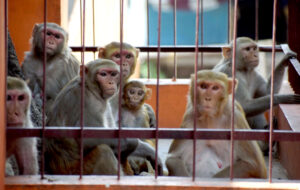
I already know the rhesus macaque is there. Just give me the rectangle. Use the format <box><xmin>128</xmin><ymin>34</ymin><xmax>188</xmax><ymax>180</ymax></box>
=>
<box><xmin>6</xmin><ymin>77</ymin><xmax>39</xmax><ymax>175</ymax></box>
<box><xmin>98</xmin><ymin>42</ymin><xmax>156</xmax><ymax>128</ymax></box>
<box><xmin>121</xmin><ymin>80</ymin><xmax>152</xmax><ymax>129</ymax></box>
<box><xmin>22</xmin><ymin>22</ymin><xmax>80</xmax><ymax>115</ymax></box>
<box><xmin>213</xmin><ymin>37</ymin><xmax>300</xmax><ymax>130</ymax></box>
<box><xmin>166</xmin><ymin>70</ymin><xmax>267</xmax><ymax>178</ymax></box>
<box><xmin>45</xmin><ymin>59</ymin><xmax>162</xmax><ymax>175</ymax></box>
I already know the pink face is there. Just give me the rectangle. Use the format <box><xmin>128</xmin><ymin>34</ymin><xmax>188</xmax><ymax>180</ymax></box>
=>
<box><xmin>110</xmin><ymin>50</ymin><xmax>135</xmax><ymax>79</ymax></box>
<box><xmin>197</xmin><ymin>81</ymin><xmax>224</xmax><ymax>116</ymax></box>
<box><xmin>41</xmin><ymin>28</ymin><xmax>64</xmax><ymax>55</ymax></box>
<box><xmin>6</xmin><ymin>89</ymin><xmax>30</xmax><ymax>127</ymax></box>
<box><xmin>96</xmin><ymin>68</ymin><xmax>120</xmax><ymax>99</ymax></box>
<box><xmin>239</xmin><ymin>42</ymin><xmax>259</xmax><ymax>68</ymax></box>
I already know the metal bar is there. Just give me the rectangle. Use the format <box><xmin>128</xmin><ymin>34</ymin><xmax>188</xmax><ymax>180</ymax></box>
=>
<box><xmin>200</xmin><ymin>0</ymin><xmax>203</xmax><ymax>70</ymax></box>
<box><xmin>227</xmin><ymin>0</ymin><xmax>230</xmax><ymax>43</ymax></box>
<box><xmin>269</xmin><ymin>0</ymin><xmax>278</xmax><ymax>182</ymax></box>
<box><xmin>192</xmin><ymin>0</ymin><xmax>200</xmax><ymax>181</ymax></box>
<box><xmin>41</xmin><ymin>0</ymin><xmax>47</xmax><ymax>180</ymax></box>
<box><xmin>172</xmin><ymin>0</ymin><xmax>177</xmax><ymax>81</ymax></box>
<box><xmin>255</xmin><ymin>0</ymin><xmax>259</xmax><ymax>41</ymax></box>
<box><xmin>70</xmin><ymin>45</ymin><xmax>284</xmax><ymax>53</ymax></box>
<box><xmin>154</xmin><ymin>0</ymin><xmax>162</xmax><ymax>179</ymax></box>
<box><xmin>79</xmin><ymin>0</ymin><xmax>86</xmax><ymax>179</ymax></box>
<box><xmin>92</xmin><ymin>0</ymin><xmax>96</xmax><ymax>59</ymax></box>
<box><xmin>7</xmin><ymin>128</ymin><xmax>300</xmax><ymax>141</ymax></box>
<box><xmin>230</xmin><ymin>0</ymin><xmax>238</xmax><ymax>180</ymax></box>
<box><xmin>281</xmin><ymin>44</ymin><xmax>300</xmax><ymax>76</ymax></box>
<box><xmin>117</xmin><ymin>0</ymin><xmax>124</xmax><ymax>180</ymax></box>
<box><xmin>147</xmin><ymin>0</ymin><xmax>150</xmax><ymax>79</ymax></box>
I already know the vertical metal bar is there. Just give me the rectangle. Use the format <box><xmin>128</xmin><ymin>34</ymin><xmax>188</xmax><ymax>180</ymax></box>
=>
<box><xmin>192</xmin><ymin>0</ymin><xmax>200</xmax><ymax>181</ymax></box>
<box><xmin>200</xmin><ymin>0</ymin><xmax>203</xmax><ymax>70</ymax></box>
<box><xmin>155</xmin><ymin>0</ymin><xmax>162</xmax><ymax>179</ymax></box>
<box><xmin>230</xmin><ymin>0</ymin><xmax>238</xmax><ymax>180</ymax></box>
<box><xmin>268</xmin><ymin>0</ymin><xmax>278</xmax><ymax>182</ymax></box>
<box><xmin>117</xmin><ymin>0</ymin><xmax>124</xmax><ymax>180</ymax></box>
<box><xmin>172</xmin><ymin>0</ymin><xmax>177</xmax><ymax>81</ymax></box>
<box><xmin>147</xmin><ymin>0</ymin><xmax>150</xmax><ymax>79</ymax></box>
<box><xmin>40</xmin><ymin>0</ymin><xmax>47</xmax><ymax>180</ymax></box>
<box><xmin>92</xmin><ymin>0</ymin><xmax>96</xmax><ymax>59</ymax></box>
<box><xmin>79</xmin><ymin>0</ymin><xmax>86</xmax><ymax>179</ymax></box>
<box><xmin>255</xmin><ymin>0</ymin><xmax>259</xmax><ymax>41</ymax></box>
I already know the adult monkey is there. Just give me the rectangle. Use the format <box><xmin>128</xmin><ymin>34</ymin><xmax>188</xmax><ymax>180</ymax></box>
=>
<box><xmin>45</xmin><ymin>59</ymin><xmax>162</xmax><ymax>175</ymax></box>
<box><xmin>213</xmin><ymin>37</ymin><xmax>300</xmax><ymax>130</ymax></box>
<box><xmin>166</xmin><ymin>70</ymin><xmax>267</xmax><ymax>178</ymax></box>
<box><xmin>6</xmin><ymin>77</ymin><xmax>39</xmax><ymax>175</ymax></box>
<box><xmin>22</xmin><ymin>22</ymin><xmax>80</xmax><ymax>115</ymax></box>
<box><xmin>98</xmin><ymin>42</ymin><xmax>156</xmax><ymax>128</ymax></box>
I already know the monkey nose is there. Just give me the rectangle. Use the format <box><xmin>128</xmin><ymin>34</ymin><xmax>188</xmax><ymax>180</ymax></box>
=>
<box><xmin>205</xmin><ymin>97</ymin><xmax>211</xmax><ymax>101</ymax></box>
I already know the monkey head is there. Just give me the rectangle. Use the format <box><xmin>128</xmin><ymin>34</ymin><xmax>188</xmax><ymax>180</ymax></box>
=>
<box><xmin>123</xmin><ymin>80</ymin><xmax>151</xmax><ymax>111</ymax></box>
<box><xmin>6</xmin><ymin>77</ymin><xmax>32</xmax><ymax>127</ymax></box>
<box><xmin>190</xmin><ymin>70</ymin><xmax>237</xmax><ymax>117</ymax></box>
<box><xmin>31</xmin><ymin>22</ymin><xmax>68</xmax><ymax>58</ymax></box>
<box><xmin>84</xmin><ymin>59</ymin><xmax>120</xmax><ymax>100</ymax></box>
<box><xmin>98</xmin><ymin>42</ymin><xmax>139</xmax><ymax>81</ymax></box>
<box><xmin>222</xmin><ymin>37</ymin><xmax>259</xmax><ymax>70</ymax></box>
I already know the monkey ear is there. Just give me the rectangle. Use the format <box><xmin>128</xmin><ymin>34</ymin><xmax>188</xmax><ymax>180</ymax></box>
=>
<box><xmin>145</xmin><ymin>88</ymin><xmax>152</xmax><ymax>100</ymax></box>
<box><xmin>98</xmin><ymin>48</ymin><xmax>105</xmax><ymax>58</ymax></box>
<box><xmin>80</xmin><ymin>65</ymin><xmax>88</xmax><ymax>77</ymax></box>
<box><xmin>222</xmin><ymin>47</ymin><xmax>232</xmax><ymax>59</ymax></box>
<box><xmin>227</xmin><ymin>78</ymin><xmax>238</xmax><ymax>95</ymax></box>
<box><xmin>32</xmin><ymin>24</ymin><xmax>40</xmax><ymax>37</ymax></box>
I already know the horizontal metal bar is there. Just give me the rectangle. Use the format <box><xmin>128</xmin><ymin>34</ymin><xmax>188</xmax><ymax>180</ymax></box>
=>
<box><xmin>281</xmin><ymin>44</ymin><xmax>300</xmax><ymax>76</ymax></box>
<box><xmin>70</xmin><ymin>45</ymin><xmax>283</xmax><ymax>53</ymax></box>
<box><xmin>6</xmin><ymin>127</ymin><xmax>300</xmax><ymax>141</ymax></box>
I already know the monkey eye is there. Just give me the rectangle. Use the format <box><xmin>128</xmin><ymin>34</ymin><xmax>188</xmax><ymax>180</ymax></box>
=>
<box><xmin>111</xmin><ymin>72</ymin><xmax>118</xmax><ymax>77</ymax></box>
<box><xmin>114</xmin><ymin>53</ymin><xmax>121</xmax><ymax>59</ymax></box>
<box><xmin>212</xmin><ymin>86</ymin><xmax>219</xmax><ymax>90</ymax></box>
<box><xmin>99</xmin><ymin>72</ymin><xmax>107</xmax><ymax>77</ymax></box>
<box><xmin>18</xmin><ymin>95</ymin><xmax>25</xmax><ymax>101</ymax></box>
<box><xmin>46</xmin><ymin>31</ymin><xmax>52</xmax><ymax>36</ymax></box>
<box><xmin>129</xmin><ymin>89</ymin><xmax>135</xmax><ymax>95</ymax></box>
<box><xmin>138</xmin><ymin>90</ymin><xmax>144</xmax><ymax>96</ymax></box>
<box><xmin>54</xmin><ymin>34</ymin><xmax>60</xmax><ymax>39</ymax></box>
<box><xmin>200</xmin><ymin>83</ymin><xmax>208</xmax><ymax>89</ymax></box>
<box><xmin>126</xmin><ymin>54</ymin><xmax>132</xmax><ymax>59</ymax></box>
<box><xmin>253</xmin><ymin>46</ymin><xmax>257</xmax><ymax>51</ymax></box>
<box><xmin>7</xmin><ymin>95</ymin><xmax>12</xmax><ymax>101</ymax></box>
<box><xmin>245</xmin><ymin>47</ymin><xmax>250</xmax><ymax>51</ymax></box>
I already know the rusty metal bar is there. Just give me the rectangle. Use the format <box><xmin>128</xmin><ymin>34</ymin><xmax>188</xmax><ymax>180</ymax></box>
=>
<box><xmin>230</xmin><ymin>0</ymin><xmax>238</xmax><ymax>180</ymax></box>
<box><xmin>7</xmin><ymin>128</ymin><xmax>300</xmax><ymax>141</ymax></box>
<box><xmin>172</xmin><ymin>0</ymin><xmax>177</xmax><ymax>81</ymax></box>
<box><xmin>79</xmin><ymin>0</ymin><xmax>86</xmax><ymax>179</ymax></box>
<box><xmin>192</xmin><ymin>0</ymin><xmax>200</xmax><ymax>181</ymax></box>
<box><xmin>117</xmin><ymin>0</ymin><xmax>124</xmax><ymax>180</ymax></box>
<box><xmin>255</xmin><ymin>0</ymin><xmax>259</xmax><ymax>41</ymax></box>
<box><xmin>40</xmin><ymin>0</ymin><xmax>47</xmax><ymax>180</ymax></box>
<box><xmin>147</xmin><ymin>0</ymin><xmax>150</xmax><ymax>79</ymax></box>
<box><xmin>155</xmin><ymin>0</ymin><xmax>162</xmax><ymax>179</ymax></box>
<box><xmin>269</xmin><ymin>0</ymin><xmax>278</xmax><ymax>182</ymax></box>
<box><xmin>70</xmin><ymin>45</ymin><xmax>284</xmax><ymax>53</ymax></box>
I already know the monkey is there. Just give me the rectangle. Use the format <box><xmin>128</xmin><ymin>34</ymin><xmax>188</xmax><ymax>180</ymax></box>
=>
<box><xmin>6</xmin><ymin>77</ymin><xmax>39</xmax><ymax>175</ymax></box>
<box><xmin>166</xmin><ymin>70</ymin><xmax>267</xmax><ymax>178</ymax></box>
<box><xmin>213</xmin><ymin>37</ymin><xmax>300</xmax><ymax>130</ymax></box>
<box><xmin>98</xmin><ymin>42</ymin><xmax>156</xmax><ymax>128</ymax></box>
<box><xmin>22</xmin><ymin>22</ymin><xmax>80</xmax><ymax>115</ymax></box>
<box><xmin>45</xmin><ymin>59</ymin><xmax>162</xmax><ymax>175</ymax></box>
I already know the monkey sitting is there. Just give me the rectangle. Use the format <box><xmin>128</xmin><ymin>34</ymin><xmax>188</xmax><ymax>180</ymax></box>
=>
<box><xmin>6</xmin><ymin>77</ymin><xmax>39</xmax><ymax>176</ymax></box>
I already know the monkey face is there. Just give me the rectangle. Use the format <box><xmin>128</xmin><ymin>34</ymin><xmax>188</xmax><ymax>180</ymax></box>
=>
<box><xmin>96</xmin><ymin>68</ymin><xmax>120</xmax><ymax>99</ymax></box>
<box><xmin>196</xmin><ymin>81</ymin><xmax>224</xmax><ymax>116</ymax></box>
<box><xmin>239</xmin><ymin>42</ymin><xmax>259</xmax><ymax>69</ymax></box>
<box><xmin>110</xmin><ymin>50</ymin><xmax>135</xmax><ymax>79</ymax></box>
<box><xmin>6</xmin><ymin>89</ymin><xmax>29</xmax><ymax>127</ymax></box>
<box><xmin>127</xmin><ymin>87</ymin><xmax>145</xmax><ymax>106</ymax></box>
<box><xmin>41</xmin><ymin>28</ymin><xmax>64</xmax><ymax>56</ymax></box>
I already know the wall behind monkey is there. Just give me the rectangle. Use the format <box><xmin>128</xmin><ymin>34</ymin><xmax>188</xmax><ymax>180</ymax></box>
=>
<box><xmin>8</xmin><ymin>0</ymin><xmax>68</xmax><ymax>64</ymax></box>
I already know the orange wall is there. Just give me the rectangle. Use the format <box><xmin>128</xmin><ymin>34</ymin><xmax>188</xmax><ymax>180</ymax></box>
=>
<box><xmin>145</xmin><ymin>83</ymin><xmax>189</xmax><ymax>128</ymax></box>
<box><xmin>8</xmin><ymin>0</ymin><xmax>67</xmax><ymax>64</ymax></box>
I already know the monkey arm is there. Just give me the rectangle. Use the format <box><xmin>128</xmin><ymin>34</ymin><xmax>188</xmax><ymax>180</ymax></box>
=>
<box><xmin>165</xmin><ymin>156</ymin><xmax>189</xmax><ymax>176</ymax></box>
<box><xmin>214</xmin><ymin>160</ymin><xmax>257</xmax><ymax>178</ymax></box>
<box><xmin>144</xmin><ymin>103</ymin><xmax>156</xmax><ymax>128</ymax></box>
<box><xmin>243</xmin><ymin>94</ymin><xmax>300</xmax><ymax>117</ymax></box>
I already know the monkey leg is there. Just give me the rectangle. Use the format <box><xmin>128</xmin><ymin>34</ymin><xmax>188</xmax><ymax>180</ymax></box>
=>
<box><xmin>165</xmin><ymin>157</ymin><xmax>189</xmax><ymax>176</ymax></box>
<box><xmin>83</xmin><ymin>144</ymin><xmax>124</xmax><ymax>175</ymax></box>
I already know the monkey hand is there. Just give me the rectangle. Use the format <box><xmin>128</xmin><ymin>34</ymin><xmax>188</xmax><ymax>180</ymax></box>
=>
<box><xmin>275</xmin><ymin>94</ymin><xmax>300</xmax><ymax>104</ymax></box>
<box><xmin>282</xmin><ymin>50</ymin><xmax>297</xmax><ymax>66</ymax></box>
